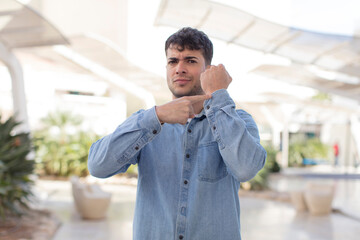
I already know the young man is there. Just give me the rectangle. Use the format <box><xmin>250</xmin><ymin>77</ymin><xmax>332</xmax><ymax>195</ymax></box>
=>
<box><xmin>88</xmin><ymin>27</ymin><xmax>266</xmax><ymax>240</ymax></box>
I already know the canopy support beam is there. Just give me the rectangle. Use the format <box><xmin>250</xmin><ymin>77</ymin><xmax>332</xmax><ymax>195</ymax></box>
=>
<box><xmin>0</xmin><ymin>42</ymin><xmax>30</xmax><ymax>133</ymax></box>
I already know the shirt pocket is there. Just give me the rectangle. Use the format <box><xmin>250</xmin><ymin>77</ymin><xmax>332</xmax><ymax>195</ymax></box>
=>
<box><xmin>197</xmin><ymin>141</ymin><xmax>228</xmax><ymax>182</ymax></box>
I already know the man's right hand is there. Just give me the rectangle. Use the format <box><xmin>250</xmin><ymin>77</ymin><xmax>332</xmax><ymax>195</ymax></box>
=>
<box><xmin>155</xmin><ymin>95</ymin><xmax>211</xmax><ymax>125</ymax></box>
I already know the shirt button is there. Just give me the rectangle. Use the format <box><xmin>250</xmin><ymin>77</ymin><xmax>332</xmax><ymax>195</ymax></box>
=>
<box><xmin>179</xmin><ymin>235</ymin><xmax>184</xmax><ymax>239</ymax></box>
<box><xmin>184</xmin><ymin>180</ymin><xmax>188</xmax><ymax>185</ymax></box>
<box><xmin>135</xmin><ymin>146</ymin><xmax>139</xmax><ymax>150</ymax></box>
<box><xmin>152</xmin><ymin>130</ymin><xmax>157</xmax><ymax>134</ymax></box>
<box><xmin>187</xmin><ymin>129</ymin><xmax>192</xmax><ymax>133</ymax></box>
<box><xmin>213</xmin><ymin>126</ymin><xmax>216</xmax><ymax>130</ymax></box>
<box><xmin>206</xmin><ymin>105</ymin><xmax>210</xmax><ymax>109</ymax></box>
<box><xmin>186</xmin><ymin>154</ymin><xmax>190</xmax><ymax>158</ymax></box>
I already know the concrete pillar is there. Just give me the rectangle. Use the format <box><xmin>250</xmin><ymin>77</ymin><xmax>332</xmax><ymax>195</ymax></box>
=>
<box><xmin>0</xmin><ymin>43</ymin><xmax>30</xmax><ymax>133</ymax></box>
<box><xmin>350</xmin><ymin>115</ymin><xmax>360</xmax><ymax>167</ymax></box>
<box><xmin>281</xmin><ymin>120</ymin><xmax>289</xmax><ymax>168</ymax></box>
<box><xmin>280</xmin><ymin>104</ymin><xmax>297</xmax><ymax>168</ymax></box>
<box><xmin>344</xmin><ymin>119</ymin><xmax>351</xmax><ymax>167</ymax></box>
<box><xmin>260</xmin><ymin>105</ymin><xmax>282</xmax><ymax>148</ymax></box>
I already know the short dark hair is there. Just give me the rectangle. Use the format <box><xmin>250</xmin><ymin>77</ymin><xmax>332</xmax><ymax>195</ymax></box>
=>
<box><xmin>165</xmin><ymin>27</ymin><xmax>213</xmax><ymax>65</ymax></box>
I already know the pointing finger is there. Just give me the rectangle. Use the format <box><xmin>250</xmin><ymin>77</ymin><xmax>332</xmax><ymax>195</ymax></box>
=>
<box><xmin>186</xmin><ymin>94</ymin><xmax>212</xmax><ymax>103</ymax></box>
<box><xmin>189</xmin><ymin>106</ymin><xmax>195</xmax><ymax>119</ymax></box>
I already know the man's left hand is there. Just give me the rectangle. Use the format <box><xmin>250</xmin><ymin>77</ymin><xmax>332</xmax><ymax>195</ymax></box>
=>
<box><xmin>200</xmin><ymin>64</ymin><xmax>232</xmax><ymax>95</ymax></box>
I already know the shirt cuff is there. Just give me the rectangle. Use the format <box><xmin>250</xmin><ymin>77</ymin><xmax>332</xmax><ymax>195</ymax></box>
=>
<box><xmin>203</xmin><ymin>89</ymin><xmax>235</xmax><ymax>112</ymax></box>
<box><xmin>138</xmin><ymin>106</ymin><xmax>162</xmax><ymax>135</ymax></box>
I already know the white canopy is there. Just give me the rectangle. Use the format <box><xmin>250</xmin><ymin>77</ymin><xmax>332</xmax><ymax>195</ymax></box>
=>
<box><xmin>0</xmin><ymin>0</ymin><xmax>69</xmax><ymax>48</ymax></box>
<box><xmin>155</xmin><ymin>0</ymin><xmax>360</xmax><ymax>102</ymax></box>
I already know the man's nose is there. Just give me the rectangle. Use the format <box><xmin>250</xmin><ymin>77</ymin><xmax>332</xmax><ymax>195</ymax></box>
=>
<box><xmin>176</xmin><ymin>61</ymin><xmax>187</xmax><ymax>74</ymax></box>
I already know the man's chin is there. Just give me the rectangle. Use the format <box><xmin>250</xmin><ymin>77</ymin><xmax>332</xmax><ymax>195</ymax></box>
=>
<box><xmin>170</xmin><ymin>87</ymin><xmax>204</xmax><ymax>99</ymax></box>
<box><xmin>172</xmin><ymin>93</ymin><xmax>189</xmax><ymax>99</ymax></box>
<box><xmin>173</xmin><ymin>92</ymin><xmax>204</xmax><ymax>99</ymax></box>
<box><xmin>170</xmin><ymin>89</ymin><xmax>189</xmax><ymax>98</ymax></box>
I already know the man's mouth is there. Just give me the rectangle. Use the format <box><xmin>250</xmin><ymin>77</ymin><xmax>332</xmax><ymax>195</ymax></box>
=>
<box><xmin>174</xmin><ymin>78</ymin><xmax>191</xmax><ymax>84</ymax></box>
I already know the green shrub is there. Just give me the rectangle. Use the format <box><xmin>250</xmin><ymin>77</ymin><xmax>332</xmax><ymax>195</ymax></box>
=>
<box><xmin>245</xmin><ymin>144</ymin><xmax>280</xmax><ymax>191</ymax></box>
<box><xmin>263</xmin><ymin>144</ymin><xmax>281</xmax><ymax>173</ymax></box>
<box><xmin>33</xmin><ymin>111</ymin><xmax>99</xmax><ymax>177</ymax></box>
<box><xmin>123</xmin><ymin>164</ymin><xmax>138</xmax><ymax>178</ymax></box>
<box><xmin>288</xmin><ymin>138</ymin><xmax>331</xmax><ymax>167</ymax></box>
<box><xmin>0</xmin><ymin>115</ymin><xmax>35</xmax><ymax>219</ymax></box>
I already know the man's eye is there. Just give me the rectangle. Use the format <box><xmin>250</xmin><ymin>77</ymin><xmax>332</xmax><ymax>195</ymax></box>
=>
<box><xmin>168</xmin><ymin>60</ymin><xmax>177</xmax><ymax>65</ymax></box>
<box><xmin>188</xmin><ymin>60</ymin><xmax>196</xmax><ymax>63</ymax></box>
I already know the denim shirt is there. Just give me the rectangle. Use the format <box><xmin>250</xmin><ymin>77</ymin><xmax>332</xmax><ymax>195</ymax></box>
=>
<box><xmin>88</xmin><ymin>89</ymin><xmax>266</xmax><ymax>240</ymax></box>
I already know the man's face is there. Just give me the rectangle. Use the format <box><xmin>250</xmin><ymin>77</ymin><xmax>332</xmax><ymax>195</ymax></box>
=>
<box><xmin>166</xmin><ymin>45</ymin><xmax>207</xmax><ymax>99</ymax></box>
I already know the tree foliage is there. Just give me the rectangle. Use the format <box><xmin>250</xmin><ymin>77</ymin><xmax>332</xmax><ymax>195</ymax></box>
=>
<box><xmin>246</xmin><ymin>144</ymin><xmax>280</xmax><ymax>191</ymax></box>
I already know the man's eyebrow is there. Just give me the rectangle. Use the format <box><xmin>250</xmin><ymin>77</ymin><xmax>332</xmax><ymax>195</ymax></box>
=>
<box><xmin>167</xmin><ymin>56</ymin><xmax>198</xmax><ymax>60</ymax></box>
<box><xmin>184</xmin><ymin>56</ymin><xmax>198</xmax><ymax>60</ymax></box>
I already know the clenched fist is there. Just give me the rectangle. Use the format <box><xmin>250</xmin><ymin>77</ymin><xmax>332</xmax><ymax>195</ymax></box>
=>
<box><xmin>156</xmin><ymin>94</ymin><xmax>211</xmax><ymax>125</ymax></box>
<box><xmin>200</xmin><ymin>64</ymin><xmax>232</xmax><ymax>95</ymax></box>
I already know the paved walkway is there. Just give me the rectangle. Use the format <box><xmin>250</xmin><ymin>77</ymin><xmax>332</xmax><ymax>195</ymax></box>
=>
<box><xmin>270</xmin><ymin>166</ymin><xmax>360</xmax><ymax>220</ymax></box>
<box><xmin>33</xmin><ymin>169</ymin><xmax>360</xmax><ymax>240</ymax></box>
<box><xmin>240</xmin><ymin>197</ymin><xmax>359</xmax><ymax>240</ymax></box>
<box><xmin>34</xmin><ymin>180</ymin><xmax>135</xmax><ymax>240</ymax></box>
